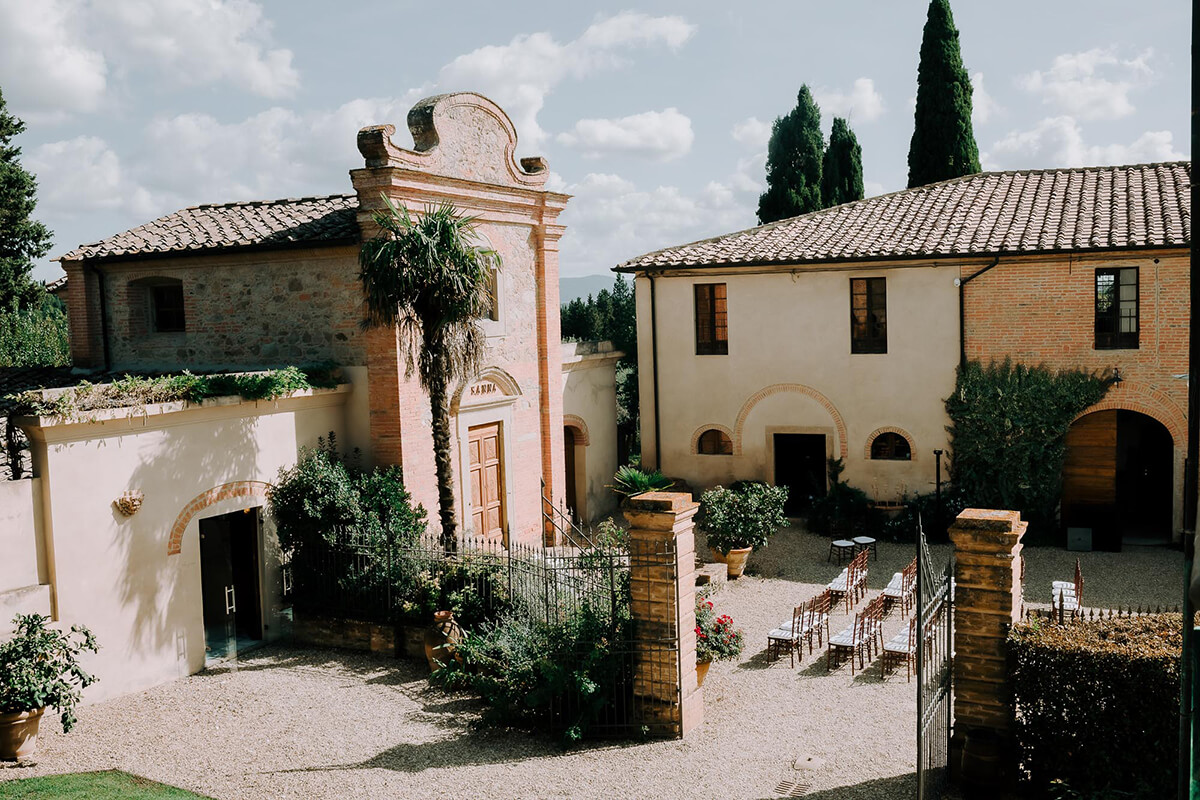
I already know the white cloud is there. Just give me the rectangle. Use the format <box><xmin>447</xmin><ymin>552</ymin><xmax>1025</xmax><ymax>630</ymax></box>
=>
<box><xmin>971</xmin><ymin>72</ymin><xmax>1001</xmax><ymax>126</ymax></box>
<box><xmin>93</xmin><ymin>0</ymin><xmax>299</xmax><ymax>98</ymax></box>
<box><xmin>0</xmin><ymin>0</ymin><xmax>297</xmax><ymax>120</ymax></box>
<box><xmin>1020</xmin><ymin>47</ymin><xmax>1154</xmax><ymax>121</ymax></box>
<box><xmin>983</xmin><ymin>116</ymin><xmax>1185</xmax><ymax>170</ymax></box>
<box><xmin>814</xmin><ymin>78</ymin><xmax>885</xmax><ymax>123</ymax></box>
<box><xmin>438</xmin><ymin>12</ymin><xmax>696</xmax><ymax>147</ymax></box>
<box><xmin>26</xmin><ymin>136</ymin><xmax>156</xmax><ymax>219</ymax></box>
<box><xmin>864</xmin><ymin>181</ymin><xmax>886</xmax><ymax>198</ymax></box>
<box><xmin>0</xmin><ymin>0</ymin><xmax>107</xmax><ymax>119</ymax></box>
<box><xmin>557</xmin><ymin>108</ymin><xmax>693</xmax><ymax>160</ymax></box>
<box><xmin>731</xmin><ymin>117</ymin><xmax>771</xmax><ymax>149</ymax></box>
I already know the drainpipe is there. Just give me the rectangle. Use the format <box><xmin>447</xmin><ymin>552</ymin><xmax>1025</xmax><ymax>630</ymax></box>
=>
<box><xmin>648</xmin><ymin>272</ymin><xmax>662</xmax><ymax>472</ymax></box>
<box><xmin>956</xmin><ymin>257</ymin><xmax>1001</xmax><ymax>371</ymax></box>
<box><xmin>88</xmin><ymin>263</ymin><xmax>112</xmax><ymax>371</ymax></box>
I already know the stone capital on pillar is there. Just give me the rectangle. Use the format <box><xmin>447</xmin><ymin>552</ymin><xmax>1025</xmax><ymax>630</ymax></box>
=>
<box><xmin>624</xmin><ymin>491</ymin><xmax>703</xmax><ymax>737</ymax></box>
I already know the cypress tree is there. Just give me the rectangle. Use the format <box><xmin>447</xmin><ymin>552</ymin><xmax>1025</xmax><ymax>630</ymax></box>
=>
<box><xmin>821</xmin><ymin>117</ymin><xmax>864</xmax><ymax>207</ymax></box>
<box><xmin>0</xmin><ymin>87</ymin><xmax>52</xmax><ymax>310</ymax></box>
<box><xmin>757</xmin><ymin>85</ymin><xmax>824</xmax><ymax>224</ymax></box>
<box><xmin>906</xmin><ymin>0</ymin><xmax>981</xmax><ymax>188</ymax></box>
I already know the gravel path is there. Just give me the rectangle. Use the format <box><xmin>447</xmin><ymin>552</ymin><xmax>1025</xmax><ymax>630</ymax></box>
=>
<box><xmin>1</xmin><ymin>526</ymin><xmax>1182</xmax><ymax>799</ymax></box>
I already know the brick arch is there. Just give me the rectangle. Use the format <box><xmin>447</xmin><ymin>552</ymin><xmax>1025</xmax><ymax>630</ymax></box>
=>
<box><xmin>450</xmin><ymin>365</ymin><xmax>522</xmax><ymax>414</ymax></box>
<box><xmin>864</xmin><ymin>426</ymin><xmax>918</xmax><ymax>461</ymax></box>
<box><xmin>690</xmin><ymin>424</ymin><xmax>734</xmax><ymax>455</ymax></box>
<box><xmin>563</xmin><ymin>414</ymin><xmax>590</xmax><ymax>446</ymax></box>
<box><xmin>1072</xmin><ymin>382</ymin><xmax>1185</xmax><ymax>446</ymax></box>
<box><xmin>733</xmin><ymin>383</ymin><xmax>848</xmax><ymax>458</ymax></box>
<box><xmin>167</xmin><ymin>481</ymin><xmax>273</xmax><ymax>555</ymax></box>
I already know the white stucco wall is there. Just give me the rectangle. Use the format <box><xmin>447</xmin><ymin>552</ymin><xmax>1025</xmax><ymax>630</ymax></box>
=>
<box><xmin>635</xmin><ymin>264</ymin><xmax>961</xmax><ymax>500</ymax></box>
<box><xmin>18</xmin><ymin>386</ymin><xmax>350</xmax><ymax>703</ymax></box>
<box><xmin>561</xmin><ymin>342</ymin><xmax>623</xmax><ymax>524</ymax></box>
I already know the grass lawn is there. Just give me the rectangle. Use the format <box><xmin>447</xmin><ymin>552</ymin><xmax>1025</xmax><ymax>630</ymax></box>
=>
<box><xmin>0</xmin><ymin>770</ymin><xmax>213</xmax><ymax>799</ymax></box>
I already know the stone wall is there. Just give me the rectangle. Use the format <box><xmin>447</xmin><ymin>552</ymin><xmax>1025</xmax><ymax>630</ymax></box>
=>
<box><xmin>83</xmin><ymin>244</ymin><xmax>365</xmax><ymax>372</ymax></box>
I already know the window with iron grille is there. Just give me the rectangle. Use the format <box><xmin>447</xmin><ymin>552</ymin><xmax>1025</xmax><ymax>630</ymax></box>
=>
<box><xmin>850</xmin><ymin>277</ymin><xmax>886</xmax><ymax>354</ymax></box>
<box><xmin>694</xmin><ymin>283</ymin><xmax>728</xmax><ymax>355</ymax></box>
<box><xmin>151</xmin><ymin>282</ymin><xmax>185</xmax><ymax>333</ymax></box>
<box><xmin>1095</xmin><ymin>267</ymin><xmax>1138</xmax><ymax>350</ymax></box>
<box><xmin>698</xmin><ymin>429</ymin><xmax>733</xmax><ymax>455</ymax></box>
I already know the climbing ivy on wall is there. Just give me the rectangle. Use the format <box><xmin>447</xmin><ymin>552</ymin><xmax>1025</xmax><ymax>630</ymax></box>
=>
<box><xmin>945</xmin><ymin>360</ymin><xmax>1111</xmax><ymax>541</ymax></box>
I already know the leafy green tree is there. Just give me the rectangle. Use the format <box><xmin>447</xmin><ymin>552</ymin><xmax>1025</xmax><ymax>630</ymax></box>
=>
<box><xmin>0</xmin><ymin>87</ymin><xmax>52</xmax><ymax>310</ymax></box>
<box><xmin>359</xmin><ymin>199</ymin><xmax>497</xmax><ymax>550</ymax></box>
<box><xmin>821</xmin><ymin>117</ymin><xmax>864</xmax><ymax>207</ymax></box>
<box><xmin>907</xmin><ymin>0</ymin><xmax>981</xmax><ymax>188</ymax></box>
<box><xmin>757</xmin><ymin>85</ymin><xmax>825</xmax><ymax>224</ymax></box>
<box><xmin>0</xmin><ymin>294</ymin><xmax>69</xmax><ymax>367</ymax></box>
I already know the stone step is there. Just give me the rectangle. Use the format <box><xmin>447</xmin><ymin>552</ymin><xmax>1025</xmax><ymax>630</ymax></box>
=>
<box><xmin>695</xmin><ymin>562</ymin><xmax>727</xmax><ymax>591</ymax></box>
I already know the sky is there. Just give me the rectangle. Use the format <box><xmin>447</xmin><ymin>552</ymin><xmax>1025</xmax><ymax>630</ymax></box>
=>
<box><xmin>0</xmin><ymin>0</ymin><xmax>1190</xmax><ymax>284</ymax></box>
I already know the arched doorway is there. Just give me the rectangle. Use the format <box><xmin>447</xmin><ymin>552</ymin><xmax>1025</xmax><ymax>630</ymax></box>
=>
<box><xmin>1062</xmin><ymin>410</ymin><xmax>1173</xmax><ymax>548</ymax></box>
<box><xmin>564</xmin><ymin>426</ymin><xmax>578</xmax><ymax>520</ymax></box>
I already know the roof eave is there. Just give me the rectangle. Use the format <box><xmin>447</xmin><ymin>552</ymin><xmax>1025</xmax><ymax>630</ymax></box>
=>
<box><xmin>56</xmin><ymin>235</ymin><xmax>362</xmax><ymax>267</ymax></box>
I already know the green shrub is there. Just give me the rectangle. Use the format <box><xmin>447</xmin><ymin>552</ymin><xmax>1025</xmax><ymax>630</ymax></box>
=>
<box><xmin>695</xmin><ymin>594</ymin><xmax>744</xmax><ymax>662</ymax></box>
<box><xmin>608</xmin><ymin>465</ymin><xmax>672</xmax><ymax>501</ymax></box>
<box><xmin>880</xmin><ymin>486</ymin><xmax>969</xmax><ymax>543</ymax></box>
<box><xmin>806</xmin><ymin>458</ymin><xmax>884</xmax><ymax>538</ymax></box>
<box><xmin>1008</xmin><ymin>614</ymin><xmax>1181</xmax><ymax>799</ymax></box>
<box><xmin>0</xmin><ymin>299</ymin><xmax>69</xmax><ymax>367</ymax></box>
<box><xmin>700</xmin><ymin>481</ymin><xmax>788</xmax><ymax>553</ymax></box>
<box><xmin>0</xmin><ymin>613</ymin><xmax>99</xmax><ymax>733</ymax></box>
<box><xmin>434</xmin><ymin>599</ymin><xmax>631</xmax><ymax>742</ymax></box>
<box><xmin>947</xmin><ymin>360</ymin><xmax>1110</xmax><ymax>542</ymax></box>
<box><xmin>395</xmin><ymin>554</ymin><xmax>509</xmax><ymax>629</ymax></box>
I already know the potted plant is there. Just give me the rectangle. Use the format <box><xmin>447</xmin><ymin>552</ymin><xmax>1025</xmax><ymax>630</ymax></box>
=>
<box><xmin>608</xmin><ymin>465</ymin><xmax>674</xmax><ymax>505</ymax></box>
<box><xmin>0</xmin><ymin>613</ymin><xmax>99</xmax><ymax>761</ymax></box>
<box><xmin>699</xmin><ymin>482</ymin><xmax>788</xmax><ymax>578</ymax></box>
<box><xmin>694</xmin><ymin>596</ymin><xmax>744</xmax><ymax>686</ymax></box>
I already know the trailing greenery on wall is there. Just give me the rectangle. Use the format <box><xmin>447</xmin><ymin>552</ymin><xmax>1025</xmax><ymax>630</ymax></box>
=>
<box><xmin>5</xmin><ymin>365</ymin><xmax>339</xmax><ymax>419</ymax></box>
<box><xmin>945</xmin><ymin>360</ymin><xmax>1110</xmax><ymax>539</ymax></box>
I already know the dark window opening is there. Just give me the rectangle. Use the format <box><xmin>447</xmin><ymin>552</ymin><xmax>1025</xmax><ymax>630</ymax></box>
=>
<box><xmin>698</xmin><ymin>429</ymin><xmax>733</xmax><ymax>455</ymax></box>
<box><xmin>870</xmin><ymin>432</ymin><xmax>911</xmax><ymax>460</ymax></box>
<box><xmin>1095</xmin><ymin>267</ymin><xmax>1138</xmax><ymax>350</ymax></box>
<box><xmin>481</xmin><ymin>268</ymin><xmax>499</xmax><ymax>322</ymax></box>
<box><xmin>695</xmin><ymin>283</ymin><xmax>728</xmax><ymax>355</ymax></box>
<box><xmin>151</xmin><ymin>283</ymin><xmax>185</xmax><ymax>333</ymax></box>
<box><xmin>850</xmin><ymin>277</ymin><xmax>887</xmax><ymax>354</ymax></box>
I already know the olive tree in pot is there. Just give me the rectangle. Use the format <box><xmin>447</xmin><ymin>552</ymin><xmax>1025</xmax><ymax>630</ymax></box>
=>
<box><xmin>0</xmin><ymin>613</ymin><xmax>98</xmax><ymax>760</ymax></box>
<box><xmin>700</xmin><ymin>482</ymin><xmax>788</xmax><ymax>578</ymax></box>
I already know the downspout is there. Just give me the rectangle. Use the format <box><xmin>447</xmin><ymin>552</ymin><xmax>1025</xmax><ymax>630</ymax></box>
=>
<box><xmin>89</xmin><ymin>263</ymin><xmax>111</xmax><ymax>371</ymax></box>
<box><xmin>649</xmin><ymin>272</ymin><xmax>662</xmax><ymax>472</ymax></box>
<box><xmin>957</xmin><ymin>257</ymin><xmax>1001</xmax><ymax>370</ymax></box>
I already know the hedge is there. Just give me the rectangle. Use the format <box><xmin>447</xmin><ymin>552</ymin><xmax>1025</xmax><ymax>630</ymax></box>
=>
<box><xmin>1008</xmin><ymin>614</ymin><xmax>1181</xmax><ymax>799</ymax></box>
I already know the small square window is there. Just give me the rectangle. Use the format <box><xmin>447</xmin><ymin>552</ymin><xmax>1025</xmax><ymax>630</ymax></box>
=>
<box><xmin>152</xmin><ymin>284</ymin><xmax>185</xmax><ymax>333</ymax></box>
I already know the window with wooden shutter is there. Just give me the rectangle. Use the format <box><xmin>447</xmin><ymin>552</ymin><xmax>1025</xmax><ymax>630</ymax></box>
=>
<box><xmin>694</xmin><ymin>283</ymin><xmax>728</xmax><ymax>355</ymax></box>
<box><xmin>850</xmin><ymin>277</ymin><xmax>887</xmax><ymax>354</ymax></box>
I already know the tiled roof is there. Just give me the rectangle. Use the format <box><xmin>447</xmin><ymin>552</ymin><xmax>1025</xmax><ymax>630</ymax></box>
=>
<box><xmin>618</xmin><ymin>162</ymin><xmax>1191</xmax><ymax>271</ymax></box>
<box><xmin>59</xmin><ymin>194</ymin><xmax>360</xmax><ymax>262</ymax></box>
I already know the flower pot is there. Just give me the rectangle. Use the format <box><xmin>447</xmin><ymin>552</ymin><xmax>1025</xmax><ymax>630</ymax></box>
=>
<box><xmin>711</xmin><ymin>546</ymin><xmax>753</xmax><ymax>579</ymax></box>
<box><xmin>696</xmin><ymin>660</ymin><xmax>712</xmax><ymax>687</ymax></box>
<box><xmin>423</xmin><ymin>610</ymin><xmax>463</xmax><ymax>674</ymax></box>
<box><xmin>0</xmin><ymin>708</ymin><xmax>45</xmax><ymax>761</ymax></box>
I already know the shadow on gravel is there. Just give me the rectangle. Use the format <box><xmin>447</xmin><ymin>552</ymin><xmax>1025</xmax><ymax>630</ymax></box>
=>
<box><xmin>781</xmin><ymin>772</ymin><xmax>917</xmax><ymax>799</ymax></box>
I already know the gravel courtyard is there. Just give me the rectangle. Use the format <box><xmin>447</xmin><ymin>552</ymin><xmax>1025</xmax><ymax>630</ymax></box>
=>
<box><xmin>1</xmin><ymin>527</ymin><xmax>1182</xmax><ymax>800</ymax></box>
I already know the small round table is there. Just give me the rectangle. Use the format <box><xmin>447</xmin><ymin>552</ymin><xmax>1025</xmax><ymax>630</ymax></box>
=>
<box><xmin>852</xmin><ymin>536</ymin><xmax>878</xmax><ymax>561</ymax></box>
<box><xmin>828</xmin><ymin>539</ymin><xmax>855</xmax><ymax>565</ymax></box>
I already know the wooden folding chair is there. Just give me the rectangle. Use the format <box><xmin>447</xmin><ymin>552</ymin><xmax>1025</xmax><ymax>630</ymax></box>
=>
<box><xmin>802</xmin><ymin>589</ymin><xmax>832</xmax><ymax>654</ymax></box>
<box><xmin>883</xmin><ymin>557</ymin><xmax>917</xmax><ymax>617</ymax></box>
<box><xmin>1051</xmin><ymin>559</ymin><xmax>1084</xmax><ymax>620</ymax></box>
<box><xmin>881</xmin><ymin>616</ymin><xmax>917</xmax><ymax>681</ymax></box>
<box><xmin>767</xmin><ymin>603</ymin><xmax>805</xmax><ymax>667</ymax></box>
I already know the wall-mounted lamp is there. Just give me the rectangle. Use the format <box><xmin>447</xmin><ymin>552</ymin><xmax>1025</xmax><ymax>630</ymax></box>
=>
<box><xmin>1112</xmin><ymin>367</ymin><xmax>1123</xmax><ymax>385</ymax></box>
<box><xmin>114</xmin><ymin>490</ymin><xmax>144</xmax><ymax>517</ymax></box>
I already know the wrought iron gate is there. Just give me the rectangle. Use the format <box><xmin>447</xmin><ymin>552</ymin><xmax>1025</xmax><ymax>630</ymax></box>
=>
<box><xmin>916</xmin><ymin>518</ymin><xmax>954</xmax><ymax>800</ymax></box>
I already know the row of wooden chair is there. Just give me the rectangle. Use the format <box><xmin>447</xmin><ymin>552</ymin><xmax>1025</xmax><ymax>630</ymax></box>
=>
<box><xmin>826</xmin><ymin>593</ymin><xmax>888</xmax><ymax>674</ymax></box>
<box><xmin>882</xmin><ymin>557</ymin><xmax>917</xmax><ymax>617</ymax></box>
<box><xmin>827</xmin><ymin>549</ymin><xmax>869</xmax><ymax>612</ymax></box>
<box><xmin>1051</xmin><ymin>558</ymin><xmax>1084</xmax><ymax>618</ymax></box>
<box><xmin>766</xmin><ymin>589</ymin><xmax>833</xmax><ymax>667</ymax></box>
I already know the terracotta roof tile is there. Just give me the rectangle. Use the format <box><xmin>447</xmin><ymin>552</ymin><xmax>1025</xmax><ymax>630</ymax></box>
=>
<box><xmin>619</xmin><ymin>162</ymin><xmax>1191</xmax><ymax>271</ymax></box>
<box><xmin>59</xmin><ymin>194</ymin><xmax>360</xmax><ymax>262</ymax></box>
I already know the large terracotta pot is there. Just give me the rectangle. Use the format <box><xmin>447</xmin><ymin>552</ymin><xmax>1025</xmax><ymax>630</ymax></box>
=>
<box><xmin>696</xmin><ymin>660</ymin><xmax>712</xmax><ymax>687</ymax></box>
<box><xmin>711</xmin><ymin>547</ymin><xmax>753</xmax><ymax>579</ymax></box>
<box><xmin>423</xmin><ymin>611</ymin><xmax>463</xmax><ymax>673</ymax></box>
<box><xmin>0</xmin><ymin>708</ymin><xmax>45</xmax><ymax>761</ymax></box>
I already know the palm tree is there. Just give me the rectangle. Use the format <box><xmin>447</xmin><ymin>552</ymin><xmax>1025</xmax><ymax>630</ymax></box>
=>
<box><xmin>359</xmin><ymin>197</ymin><xmax>498</xmax><ymax>551</ymax></box>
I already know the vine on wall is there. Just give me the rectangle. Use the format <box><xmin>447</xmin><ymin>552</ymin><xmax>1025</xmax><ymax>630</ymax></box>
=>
<box><xmin>945</xmin><ymin>360</ymin><xmax>1111</xmax><ymax>541</ymax></box>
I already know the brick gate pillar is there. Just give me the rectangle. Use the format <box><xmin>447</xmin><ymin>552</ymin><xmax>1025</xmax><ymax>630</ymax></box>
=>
<box><xmin>624</xmin><ymin>492</ymin><xmax>703</xmax><ymax>737</ymax></box>
<box><xmin>949</xmin><ymin>508</ymin><xmax>1027</xmax><ymax>787</ymax></box>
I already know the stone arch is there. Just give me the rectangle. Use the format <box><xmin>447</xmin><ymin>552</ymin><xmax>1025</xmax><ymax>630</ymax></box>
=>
<box><xmin>864</xmin><ymin>426</ymin><xmax>918</xmax><ymax>461</ymax></box>
<box><xmin>733</xmin><ymin>383</ymin><xmax>848</xmax><ymax>458</ymax></box>
<box><xmin>1073</xmin><ymin>382</ymin><xmax>1184</xmax><ymax>446</ymax></box>
<box><xmin>690</xmin><ymin>424</ymin><xmax>734</xmax><ymax>455</ymax></box>
<box><xmin>167</xmin><ymin>480</ymin><xmax>273</xmax><ymax>555</ymax></box>
<box><xmin>563</xmin><ymin>414</ymin><xmax>590</xmax><ymax>445</ymax></box>
<box><xmin>451</xmin><ymin>365</ymin><xmax>522</xmax><ymax>413</ymax></box>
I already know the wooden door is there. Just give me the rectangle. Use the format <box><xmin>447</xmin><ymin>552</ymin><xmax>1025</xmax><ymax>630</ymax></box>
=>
<box><xmin>1062</xmin><ymin>410</ymin><xmax>1117</xmax><ymax>531</ymax></box>
<box><xmin>468</xmin><ymin>422</ymin><xmax>505</xmax><ymax>543</ymax></box>
<box><xmin>774</xmin><ymin>434</ymin><xmax>827</xmax><ymax>515</ymax></box>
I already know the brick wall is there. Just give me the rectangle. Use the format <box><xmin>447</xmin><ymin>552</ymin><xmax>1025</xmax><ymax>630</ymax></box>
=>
<box><xmin>962</xmin><ymin>250</ymin><xmax>1188</xmax><ymax>440</ymax></box>
<box><xmin>93</xmin><ymin>245</ymin><xmax>365</xmax><ymax>371</ymax></box>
